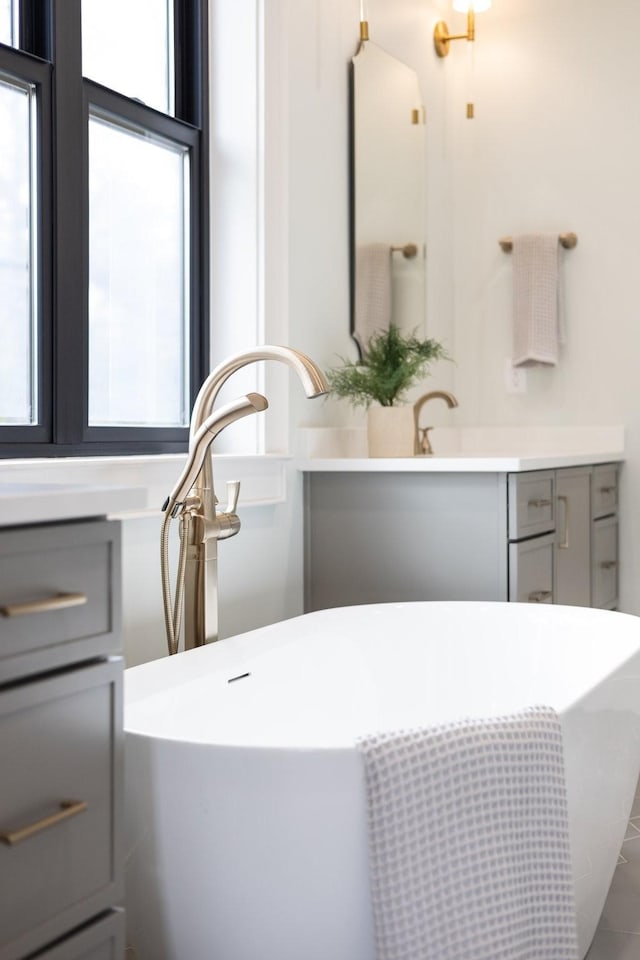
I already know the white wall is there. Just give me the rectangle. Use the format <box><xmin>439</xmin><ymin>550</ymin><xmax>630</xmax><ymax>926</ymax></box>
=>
<box><xmin>448</xmin><ymin>0</ymin><xmax>639</xmax><ymax>428</ymax></box>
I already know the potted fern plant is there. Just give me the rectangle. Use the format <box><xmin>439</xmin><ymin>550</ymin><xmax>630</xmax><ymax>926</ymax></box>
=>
<box><xmin>327</xmin><ymin>324</ymin><xmax>449</xmax><ymax>457</ymax></box>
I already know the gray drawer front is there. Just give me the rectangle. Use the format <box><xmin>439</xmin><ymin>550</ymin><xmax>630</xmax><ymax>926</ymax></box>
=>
<box><xmin>509</xmin><ymin>534</ymin><xmax>554</xmax><ymax>603</ymax></box>
<box><xmin>508</xmin><ymin>472</ymin><xmax>555</xmax><ymax>540</ymax></box>
<box><xmin>0</xmin><ymin>520</ymin><xmax>120</xmax><ymax>680</ymax></box>
<box><xmin>592</xmin><ymin>464</ymin><xmax>618</xmax><ymax>519</ymax></box>
<box><xmin>29</xmin><ymin>909</ymin><xmax>125</xmax><ymax>960</ymax></box>
<box><xmin>0</xmin><ymin>660</ymin><xmax>123</xmax><ymax>960</ymax></box>
<box><xmin>592</xmin><ymin>516</ymin><xmax>618</xmax><ymax>609</ymax></box>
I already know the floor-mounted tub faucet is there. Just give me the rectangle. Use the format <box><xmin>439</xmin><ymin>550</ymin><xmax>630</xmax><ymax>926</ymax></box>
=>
<box><xmin>161</xmin><ymin>346</ymin><xmax>328</xmax><ymax>655</ymax></box>
<box><xmin>413</xmin><ymin>390</ymin><xmax>458</xmax><ymax>455</ymax></box>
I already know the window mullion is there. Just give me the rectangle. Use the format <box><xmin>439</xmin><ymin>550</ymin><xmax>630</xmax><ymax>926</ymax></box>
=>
<box><xmin>50</xmin><ymin>0</ymin><xmax>86</xmax><ymax>445</ymax></box>
<box><xmin>18</xmin><ymin>0</ymin><xmax>50</xmax><ymax>59</ymax></box>
<box><xmin>173</xmin><ymin>0</ymin><xmax>194</xmax><ymax>124</ymax></box>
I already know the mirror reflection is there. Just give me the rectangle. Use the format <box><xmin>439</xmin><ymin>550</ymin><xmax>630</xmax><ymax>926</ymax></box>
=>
<box><xmin>350</xmin><ymin>39</ymin><xmax>426</xmax><ymax>356</ymax></box>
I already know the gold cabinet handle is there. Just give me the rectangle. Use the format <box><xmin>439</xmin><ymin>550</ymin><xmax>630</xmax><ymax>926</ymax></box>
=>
<box><xmin>0</xmin><ymin>592</ymin><xmax>87</xmax><ymax>618</ymax></box>
<box><xmin>557</xmin><ymin>495</ymin><xmax>569</xmax><ymax>549</ymax></box>
<box><xmin>600</xmin><ymin>560</ymin><xmax>618</xmax><ymax>570</ymax></box>
<box><xmin>1</xmin><ymin>799</ymin><xmax>88</xmax><ymax>846</ymax></box>
<box><xmin>528</xmin><ymin>590</ymin><xmax>552</xmax><ymax>603</ymax></box>
<box><xmin>528</xmin><ymin>498</ymin><xmax>552</xmax><ymax>509</ymax></box>
<box><xmin>599</xmin><ymin>485</ymin><xmax>616</xmax><ymax>495</ymax></box>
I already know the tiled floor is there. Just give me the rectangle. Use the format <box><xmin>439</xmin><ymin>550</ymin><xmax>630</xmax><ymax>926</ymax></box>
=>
<box><xmin>585</xmin><ymin>779</ymin><xmax>640</xmax><ymax>959</ymax></box>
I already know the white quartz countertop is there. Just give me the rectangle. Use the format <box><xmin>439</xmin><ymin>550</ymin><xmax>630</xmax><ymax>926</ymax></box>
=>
<box><xmin>296</xmin><ymin>426</ymin><xmax>625</xmax><ymax>473</ymax></box>
<box><xmin>0</xmin><ymin>482</ymin><xmax>147</xmax><ymax>528</ymax></box>
<box><xmin>298</xmin><ymin>451</ymin><xmax>623</xmax><ymax>473</ymax></box>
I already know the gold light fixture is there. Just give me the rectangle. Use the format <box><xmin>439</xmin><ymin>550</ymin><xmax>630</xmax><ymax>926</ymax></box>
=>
<box><xmin>359</xmin><ymin>0</ymin><xmax>369</xmax><ymax>42</ymax></box>
<box><xmin>434</xmin><ymin>0</ymin><xmax>491</xmax><ymax>58</ymax></box>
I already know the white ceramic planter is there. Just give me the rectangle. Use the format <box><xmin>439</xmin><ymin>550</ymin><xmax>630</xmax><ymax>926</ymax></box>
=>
<box><xmin>367</xmin><ymin>405</ymin><xmax>415</xmax><ymax>457</ymax></box>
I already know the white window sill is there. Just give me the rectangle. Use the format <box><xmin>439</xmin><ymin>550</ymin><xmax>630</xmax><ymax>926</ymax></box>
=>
<box><xmin>0</xmin><ymin>453</ymin><xmax>291</xmax><ymax>518</ymax></box>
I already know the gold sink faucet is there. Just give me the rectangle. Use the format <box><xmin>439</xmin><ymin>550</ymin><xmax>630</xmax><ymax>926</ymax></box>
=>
<box><xmin>413</xmin><ymin>390</ymin><xmax>458</xmax><ymax>455</ymax></box>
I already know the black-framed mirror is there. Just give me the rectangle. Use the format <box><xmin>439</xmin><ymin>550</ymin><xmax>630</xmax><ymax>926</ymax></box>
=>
<box><xmin>349</xmin><ymin>39</ymin><xmax>426</xmax><ymax>357</ymax></box>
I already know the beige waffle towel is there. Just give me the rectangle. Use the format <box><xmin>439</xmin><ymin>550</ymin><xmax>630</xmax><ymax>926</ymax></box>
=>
<box><xmin>357</xmin><ymin>705</ymin><xmax>579</xmax><ymax>960</ymax></box>
<box><xmin>512</xmin><ymin>234</ymin><xmax>564</xmax><ymax>367</ymax></box>
<box><xmin>354</xmin><ymin>243</ymin><xmax>392</xmax><ymax>354</ymax></box>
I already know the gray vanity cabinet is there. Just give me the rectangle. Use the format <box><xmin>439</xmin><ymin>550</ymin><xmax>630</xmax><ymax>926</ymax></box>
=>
<box><xmin>303</xmin><ymin>463</ymin><xmax>619</xmax><ymax>612</ymax></box>
<box><xmin>0</xmin><ymin>519</ymin><xmax>123</xmax><ymax>960</ymax></box>
<box><xmin>305</xmin><ymin>471</ymin><xmax>509</xmax><ymax>610</ymax></box>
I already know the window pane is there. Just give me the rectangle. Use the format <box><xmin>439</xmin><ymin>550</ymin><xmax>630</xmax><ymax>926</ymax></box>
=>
<box><xmin>82</xmin><ymin>0</ymin><xmax>174</xmax><ymax>114</ymax></box>
<box><xmin>88</xmin><ymin>115</ymin><xmax>189</xmax><ymax>428</ymax></box>
<box><xmin>0</xmin><ymin>0</ymin><xmax>18</xmax><ymax>47</ymax></box>
<box><xmin>0</xmin><ymin>75</ymin><xmax>37</xmax><ymax>425</ymax></box>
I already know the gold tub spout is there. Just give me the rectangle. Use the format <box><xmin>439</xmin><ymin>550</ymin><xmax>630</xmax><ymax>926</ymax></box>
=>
<box><xmin>413</xmin><ymin>390</ymin><xmax>459</xmax><ymax>455</ymax></box>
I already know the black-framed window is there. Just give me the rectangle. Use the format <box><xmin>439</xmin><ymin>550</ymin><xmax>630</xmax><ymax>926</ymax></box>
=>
<box><xmin>0</xmin><ymin>0</ymin><xmax>208</xmax><ymax>457</ymax></box>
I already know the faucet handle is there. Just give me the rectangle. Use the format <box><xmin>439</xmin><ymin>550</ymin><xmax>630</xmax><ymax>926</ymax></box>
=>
<box><xmin>214</xmin><ymin>480</ymin><xmax>242</xmax><ymax>541</ymax></box>
<box><xmin>224</xmin><ymin>480</ymin><xmax>241</xmax><ymax>515</ymax></box>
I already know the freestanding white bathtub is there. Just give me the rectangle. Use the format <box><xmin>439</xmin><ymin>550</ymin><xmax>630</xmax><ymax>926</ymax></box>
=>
<box><xmin>124</xmin><ymin>602</ymin><xmax>640</xmax><ymax>960</ymax></box>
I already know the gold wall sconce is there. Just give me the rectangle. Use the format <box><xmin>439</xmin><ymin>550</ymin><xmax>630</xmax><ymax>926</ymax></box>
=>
<box><xmin>434</xmin><ymin>0</ymin><xmax>491</xmax><ymax>58</ymax></box>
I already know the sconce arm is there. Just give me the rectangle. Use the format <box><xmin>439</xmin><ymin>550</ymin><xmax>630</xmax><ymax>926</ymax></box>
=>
<box><xmin>434</xmin><ymin>10</ymin><xmax>476</xmax><ymax>57</ymax></box>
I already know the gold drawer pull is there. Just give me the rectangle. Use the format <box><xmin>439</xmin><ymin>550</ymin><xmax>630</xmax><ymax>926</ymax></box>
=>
<box><xmin>0</xmin><ymin>592</ymin><xmax>87</xmax><ymax>618</ymax></box>
<box><xmin>599</xmin><ymin>486</ymin><xmax>616</xmax><ymax>495</ymax></box>
<box><xmin>1</xmin><ymin>799</ymin><xmax>88</xmax><ymax>846</ymax></box>
<box><xmin>557</xmin><ymin>495</ymin><xmax>569</xmax><ymax>549</ymax></box>
<box><xmin>528</xmin><ymin>498</ymin><xmax>552</xmax><ymax>509</ymax></box>
<box><xmin>528</xmin><ymin>590</ymin><xmax>552</xmax><ymax>603</ymax></box>
<box><xmin>600</xmin><ymin>560</ymin><xmax>618</xmax><ymax>570</ymax></box>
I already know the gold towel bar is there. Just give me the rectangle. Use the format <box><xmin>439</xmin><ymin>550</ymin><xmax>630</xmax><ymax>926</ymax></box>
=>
<box><xmin>391</xmin><ymin>243</ymin><xmax>418</xmax><ymax>259</ymax></box>
<box><xmin>499</xmin><ymin>232</ymin><xmax>578</xmax><ymax>253</ymax></box>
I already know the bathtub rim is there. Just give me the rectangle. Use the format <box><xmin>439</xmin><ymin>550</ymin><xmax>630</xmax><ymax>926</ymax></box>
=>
<box><xmin>124</xmin><ymin>600</ymin><xmax>640</xmax><ymax>750</ymax></box>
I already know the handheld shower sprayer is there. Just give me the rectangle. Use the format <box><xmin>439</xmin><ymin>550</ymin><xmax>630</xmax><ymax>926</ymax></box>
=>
<box><xmin>163</xmin><ymin>392</ymin><xmax>269</xmax><ymax>515</ymax></box>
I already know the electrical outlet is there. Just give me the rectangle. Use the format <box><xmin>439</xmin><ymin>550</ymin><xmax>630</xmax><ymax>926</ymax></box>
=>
<box><xmin>505</xmin><ymin>359</ymin><xmax>527</xmax><ymax>394</ymax></box>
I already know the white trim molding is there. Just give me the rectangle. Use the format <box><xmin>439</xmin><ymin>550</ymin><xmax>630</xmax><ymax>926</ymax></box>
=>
<box><xmin>0</xmin><ymin>454</ymin><xmax>290</xmax><ymax>517</ymax></box>
<box><xmin>208</xmin><ymin>0</ymin><xmax>293</xmax><ymax>457</ymax></box>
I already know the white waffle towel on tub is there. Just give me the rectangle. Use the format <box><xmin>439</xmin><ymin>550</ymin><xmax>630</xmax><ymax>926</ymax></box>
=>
<box><xmin>354</xmin><ymin>243</ymin><xmax>392</xmax><ymax>354</ymax></box>
<box><xmin>357</xmin><ymin>705</ymin><xmax>579</xmax><ymax>960</ymax></box>
<box><xmin>512</xmin><ymin>233</ymin><xmax>564</xmax><ymax>367</ymax></box>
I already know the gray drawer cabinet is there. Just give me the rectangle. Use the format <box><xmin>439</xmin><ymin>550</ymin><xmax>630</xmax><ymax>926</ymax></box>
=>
<box><xmin>303</xmin><ymin>463</ymin><xmax>620</xmax><ymax>612</ymax></box>
<box><xmin>507</xmin><ymin>471</ymin><xmax>555</xmax><ymax>541</ymax></box>
<box><xmin>508</xmin><ymin>533</ymin><xmax>554</xmax><ymax>604</ymax></box>
<box><xmin>0</xmin><ymin>520</ymin><xmax>121</xmax><ymax>685</ymax></box>
<box><xmin>0</xmin><ymin>519</ymin><xmax>123</xmax><ymax>960</ymax></box>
